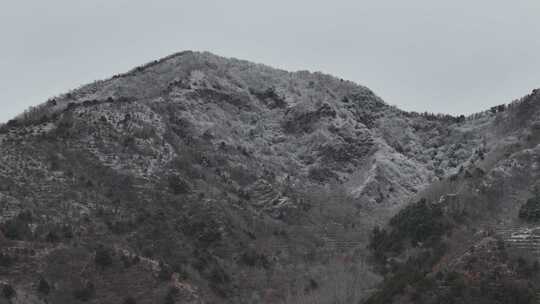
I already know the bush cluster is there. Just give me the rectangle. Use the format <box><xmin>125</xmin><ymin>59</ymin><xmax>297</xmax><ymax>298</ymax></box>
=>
<box><xmin>519</xmin><ymin>196</ymin><xmax>540</xmax><ymax>221</ymax></box>
<box><xmin>368</xmin><ymin>199</ymin><xmax>449</xmax><ymax>263</ymax></box>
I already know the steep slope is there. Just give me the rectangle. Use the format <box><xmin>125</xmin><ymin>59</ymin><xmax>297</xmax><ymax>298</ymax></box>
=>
<box><xmin>0</xmin><ymin>51</ymin><xmax>489</xmax><ymax>303</ymax></box>
<box><xmin>364</xmin><ymin>90</ymin><xmax>540</xmax><ymax>304</ymax></box>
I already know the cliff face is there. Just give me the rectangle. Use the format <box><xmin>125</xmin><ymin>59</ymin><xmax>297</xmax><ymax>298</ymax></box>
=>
<box><xmin>0</xmin><ymin>51</ymin><xmax>503</xmax><ymax>303</ymax></box>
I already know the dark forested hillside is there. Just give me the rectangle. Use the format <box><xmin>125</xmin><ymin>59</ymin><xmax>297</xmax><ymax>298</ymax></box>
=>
<box><xmin>0</xmin><ymin>51</ymin><xmax>537</xmax><ymax>303</ymax></box>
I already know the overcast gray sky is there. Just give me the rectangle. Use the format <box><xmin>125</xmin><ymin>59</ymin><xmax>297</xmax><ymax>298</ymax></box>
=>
<box><xmin>1</xmin><ymin>0</ymin><xmax>540</xmax><ymax>122</ymax></box>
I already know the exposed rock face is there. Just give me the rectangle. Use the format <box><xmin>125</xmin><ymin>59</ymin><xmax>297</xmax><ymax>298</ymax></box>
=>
<box><xmin>0</xmin><ymin>51</ymin><xmax>517</xmax><ymax>303</ymax></box>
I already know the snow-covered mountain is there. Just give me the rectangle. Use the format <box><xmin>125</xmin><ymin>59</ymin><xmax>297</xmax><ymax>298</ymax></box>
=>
<box><xmin>0</xmin><ymin>51</ymin><xmax>536</xmax><ymax>303</ymax></box>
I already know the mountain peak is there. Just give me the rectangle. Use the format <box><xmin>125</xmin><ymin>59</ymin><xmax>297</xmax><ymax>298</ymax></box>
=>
<box><xmin>0</xmin><ymin>52</ymin><xmax>539</xmax><ymax>303</ymax></box>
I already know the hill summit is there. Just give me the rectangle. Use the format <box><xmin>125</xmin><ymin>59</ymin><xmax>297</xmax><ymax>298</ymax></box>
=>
<box><xmin>0</xmin><ymin>51</ymin><xmax>539</xmax><ymax>303</ymax></box>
